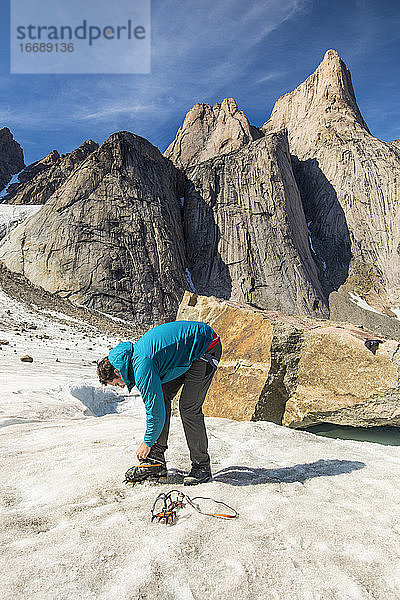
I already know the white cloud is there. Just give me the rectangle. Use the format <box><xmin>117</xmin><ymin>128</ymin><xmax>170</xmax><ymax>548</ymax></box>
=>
<box><xmin>255</xmin><ymin>71</ymin><xmax>286</xmax><ymax>84</ymax></box>
<box><xmin>75</xmin><ymin>102</ymin><xmax>154</xmax><ymax>121</ymax></box>
<box><xmin>64</xmin><ymin>0</ymin><xmax>308</xmax><ymax>127</ymax></box>
<box><xmin>2</xmin><ymin>0</ymin><xmax>309</xmax><ymax>153</ymax></box>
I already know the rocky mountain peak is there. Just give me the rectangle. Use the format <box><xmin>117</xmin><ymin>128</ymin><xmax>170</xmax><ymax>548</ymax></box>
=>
<box><xmin>259</xmin><ymin>48</ymin><xmax>400</xmax><ymax>316</ymax></box>
<box><xmin>182</xmin><ymin>128</ymin><xmax>328</xmax><ymax>317</ymax></box>
<box><xmin>17</xmin><ymin>150</ymin><xmax>60</xmax><ymax>184</ymax></box>
<box><xmin>164</xmin><ymin>97</ymin><xmax>262</xmax><ymax>168</ymax></box>
<box><xmin>70</xmin><ymin>139</ymin><xmax>97</xmax><ymax>153</ymax></box>
<box><xmin>0</xmin><ymin>131</ymin><xmax>186</xmax><ymax>326</ymax></box>
<box><xmin>43</xmin><ymin>149</ymin><xmax>60</xmax><ymax>163</ymax></box>
<box><xmin>0</xmin><ymin>127</ymin><xmax>12</xmax><ymax>139</ymax></box>
<box><xmin>317</xmin><ymin>48</ymin><xmax>369</xmax><ymax>128</ymax></box>
<box><xmin>105</xmin><ymin>130</ymin><xmax>163</xmax><ymax>159</ymax></box>
<box><xmin>57</xmin><ymin>140</ymin><xmax>98</xmax><ymax>172</ymax></box>
<box><xmin>2</xmin><ymin>139</ymin><xmax>99</xmax><ymax>205</ymax></box>
<box><xmin>262</xmin><ymin>49</ymin><xmax>370</xmax><ymax>146</ymax></box>
<box><xmin>0</xmin><ymin>127</ymin><xmax>25</xmax><ymax>191</ymax></box>
<box><xmin>389</xmin><ymin>139</ymin><xmax>400</xmax><ymax>149</ymax></box>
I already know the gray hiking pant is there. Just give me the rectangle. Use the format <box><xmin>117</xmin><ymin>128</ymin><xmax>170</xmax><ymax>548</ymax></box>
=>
<box><xmin>150</xmin><ymin>340</ymin><xmax>222</xmax><ymax>468</ymax></box>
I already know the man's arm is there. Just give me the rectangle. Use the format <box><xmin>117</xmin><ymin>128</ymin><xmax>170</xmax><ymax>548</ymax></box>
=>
<box><xmin>134</xmin><ymin>357</ymin><xmax>166</xmax><ymax>449</ymax></box>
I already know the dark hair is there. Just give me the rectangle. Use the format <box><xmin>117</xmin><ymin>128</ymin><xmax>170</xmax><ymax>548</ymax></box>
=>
<box><xmin>97</xmin><ymin>356</ymin><xmax>116</xmax><ymax>385</ymax></box>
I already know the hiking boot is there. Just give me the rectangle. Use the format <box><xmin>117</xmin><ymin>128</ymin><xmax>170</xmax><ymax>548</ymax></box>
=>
<box><xmin>148</xmin><ymin>448</ymin><xmax>166</xmax><ymax>463</ymax></box>
<box><xmin>124</xmin><ymin>456</ymin><xmax>167</xmax><ymax>484</ymax></box>
<box><xmin>183</xmin><ymin>464</ymin><xmax>212</xmax><ymax>486</ymax></box>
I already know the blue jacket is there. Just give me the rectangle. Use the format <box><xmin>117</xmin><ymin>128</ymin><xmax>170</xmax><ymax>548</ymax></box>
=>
<box><xmin>108</xmin><ymin>320</ymin><xmax>215</xmax><ymax>446</ymax></box>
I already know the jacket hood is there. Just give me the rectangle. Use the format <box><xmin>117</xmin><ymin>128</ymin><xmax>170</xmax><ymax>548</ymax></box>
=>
<box><xmin>108</xmin><ymin>341</ymin><xmax>135</xmax><ymax>392</ymax></box>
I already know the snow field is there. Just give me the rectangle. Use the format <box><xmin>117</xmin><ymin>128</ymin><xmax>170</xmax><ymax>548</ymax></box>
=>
<box><xmin>1</xmin><ymin>286</ymin><xmax>400</xmax><ymax>599</ymax></box>
<box><xmin>1</xmin><ymin>414</ymin><xmax>400</xmax><ymax>600</ymax></box>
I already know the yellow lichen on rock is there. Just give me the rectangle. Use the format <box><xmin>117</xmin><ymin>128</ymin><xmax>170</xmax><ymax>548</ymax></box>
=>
<box><xmin>283</xmin><ymin>328</ymin><xmax>399</xmax><ymax>427</ymax></box>
<box><xmin>177</xmin><ymin>292</ymin><xmax>272</xmax><ymax>420</ymax></box>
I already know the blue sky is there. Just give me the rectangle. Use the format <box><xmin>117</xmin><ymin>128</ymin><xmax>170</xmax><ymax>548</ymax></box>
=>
<box><xmin>1</xmin><ymin>0</ymin><xmax>399</xmax><ymax>165</ymax></box>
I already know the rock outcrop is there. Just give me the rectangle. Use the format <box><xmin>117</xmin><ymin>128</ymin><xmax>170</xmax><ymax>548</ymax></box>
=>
<box><xmin>0</xmin><ymin>128</ymin><xmax>24</xmax><ymax>192</ymax></box>
<box><xmin>164</xmin><ymin>97</ymin><xmax>262</xmax><ymax>169</ymax></box>
<box><xmin>2</xmin><ymin>140</ymin><xmax>98</xmax><ymax>205</ymax></box>
<box><xmin>329</xmin><ymin>286</ymin><xmax>400</xmax><ymax>342</ymax></box>
<box><xmin>262</xmin><ymin>49</ymin><xmax>400</xmax><ymax>313</ymax></box>
<box><xmin>0</xmin><ymin>132</ymin><xmax>186</xmax><ymax>328</ymax></box>
<box><xmin>181</xmin><ymin>293</ymin><xmax>274</xmax><ymax>421</ymax></box>
<box><xmin>177</xmin><ymin>292</ymin><xmax>400</xmax><ymax>428</ymax></box>
<box><xmin>0</xmin><ymin>262</ymin><xmax>142</xmax><ymax>339</ymax></box>
<box><xmin>183</xmin><ymin>129</ymin><xmax>328</xmax><ymax>317</ymax></box>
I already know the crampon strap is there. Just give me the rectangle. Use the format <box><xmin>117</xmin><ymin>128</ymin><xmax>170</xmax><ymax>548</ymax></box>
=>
<box><xmin>151</xmin><ymin>489</ymin><xmax>238</xmax><ymax>524</ymax></box>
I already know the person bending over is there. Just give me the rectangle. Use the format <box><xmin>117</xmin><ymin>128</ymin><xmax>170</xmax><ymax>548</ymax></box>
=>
<box><xmin>97</xmin><ymin>320</ymin><xmax>222</xmax><ymax>485</ymax></box>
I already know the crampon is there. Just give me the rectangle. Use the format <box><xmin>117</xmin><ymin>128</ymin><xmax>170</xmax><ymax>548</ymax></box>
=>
<box><xmin>123</xmin><ymin>458</ymin><xmax>168</xmax><ymax>485</ymax></box>
<box><xmin>150</xmin><ymin>489</ymin><xmax>238</xmax><ymax>525</ymax></box>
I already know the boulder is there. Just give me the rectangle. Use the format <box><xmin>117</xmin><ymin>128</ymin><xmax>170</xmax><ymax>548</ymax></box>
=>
<box><xmin>329</xmin><ymin>286</ymin><xmax>400</xmax><ymax>343</ymax></box>
<box><xmin>282</xmin><ymin>326</ymin><xmax>399</xmax><ymax>428</ymax></box>
<box><xmin>177</xmin><ymin>292</ymin><xmax>400</xmax><ymax>428</ymax></box>
<box><xmin>20</xmin><ymin>355</ymin><xmax>33</xmax><ymax>363</ymax></box>
<box><xmin>179</xmin><ymin>291</ymin><xmax>274</xmax><ymax>420</ymax></box>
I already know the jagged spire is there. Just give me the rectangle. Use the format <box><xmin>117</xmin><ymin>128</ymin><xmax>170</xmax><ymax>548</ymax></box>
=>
<box><xmin>262</xmin><ymin>49</ymin><xmax>370</xmax><ymax>143</ymax></box>
<box><xmin>164</xmin><ymin>98</ymin><xmax>262</xmax><ymax>168</ymax></box>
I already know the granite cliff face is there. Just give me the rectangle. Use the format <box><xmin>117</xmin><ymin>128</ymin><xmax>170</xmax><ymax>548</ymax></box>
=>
<box><xmin>183</xmin><ymin>129</ymin><xmax>327</xmax><ymax>317</ymax></box>
<box><xmin>262</xmin><ymin>49</ymin><xmax>400</xmax><ymax>315</ymax></box>
<box><xmin>2</xmin><ymin>140</ymin><xmax>98</xmax><ymax>205</ymax></box>
<box><xmin>165</xmin><ymin>97</ymin><xmax>327</xmax><ymax>316</ymax></box>
<box><xmin>0</xmin><ymin>128</ymin><xmax>25</xmax><ymax>192</ymax></box>
<box><xmin>164</xmin><ymin>97</ymin><xmax>262</xmax><ymax>168</ymax></box>
<box><xmin>0</xmin><ymin>132</ymin><xmax>186</xmax><ymax>327</ymax></box>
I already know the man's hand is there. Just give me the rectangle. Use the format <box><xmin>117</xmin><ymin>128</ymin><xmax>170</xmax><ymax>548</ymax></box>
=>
<box><xmin>136</xmin><ymin>441</ymin><xmax>151</xmax><ymax>461</ymax></box>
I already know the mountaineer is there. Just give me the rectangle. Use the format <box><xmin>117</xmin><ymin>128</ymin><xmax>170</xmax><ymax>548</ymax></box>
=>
<box><xmin>97</xmin><ymin>320</ymin><xmax>221</xmax><ymax>485</ymax></box>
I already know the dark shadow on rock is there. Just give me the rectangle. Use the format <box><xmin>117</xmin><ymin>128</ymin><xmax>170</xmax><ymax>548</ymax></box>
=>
<box><xmin>213</xmin><ymin>459</ymin><xmax>365</xmax><ymax>486</ymax></box>
<box><xmin>182</xmin><ymin>172</ymin><xmax>232</xmax><ymax>299</ymax></box>
<box><xmin>291</xmin><ymin>156</ymin><xmax>352</xmax><ymax>299</ymax></box>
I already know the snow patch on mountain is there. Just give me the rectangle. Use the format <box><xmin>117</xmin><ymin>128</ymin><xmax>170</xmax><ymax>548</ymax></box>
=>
<box><xmin>185</xmin><ymin>268</ymin><xmax>197</xmax><ymax>293</ymax></box>
<box><xmin>348</xmin><ymin>291</ymin><xmax>386</xmax><ymax>316</ymax></box>
<box><xmin>0</xmin><ymin>169</ymin><xmax>23</xmax><ymax>199</ymax></box>
<box><xmin>0</xmin><ymin>204</ymin><xmax>42</xmax><ymax>240</ymax></box>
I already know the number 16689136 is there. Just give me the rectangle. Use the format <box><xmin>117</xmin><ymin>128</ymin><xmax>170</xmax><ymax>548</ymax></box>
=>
<box><xmin>19</xmin><ymin>43</ymin><xmax>74</xmax><ymax>52</ymax></box>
